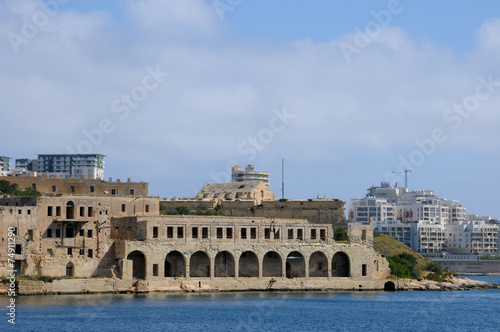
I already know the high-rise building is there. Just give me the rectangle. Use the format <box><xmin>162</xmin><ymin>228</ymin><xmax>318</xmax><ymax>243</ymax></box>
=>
<box><xmin>0</xmin><ymin>156</ymin><xmax>10</xmax><ymax>175</ymax></box>
<box><xmin>231</xmin><ymin>164</ymin><xmax>270</xmax><ymax>186</ymax></box>
<box><xmin>37</xmin><ymin>154</ymin><xmax>105</xmax><ymax>179</ymax></box>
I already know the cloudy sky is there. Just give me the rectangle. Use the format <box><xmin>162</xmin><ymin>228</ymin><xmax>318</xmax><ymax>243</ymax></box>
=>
<box><xmin>1</xmin><ymin>0</ymin><xmax>500</xmax><ymax>218</ymax></box>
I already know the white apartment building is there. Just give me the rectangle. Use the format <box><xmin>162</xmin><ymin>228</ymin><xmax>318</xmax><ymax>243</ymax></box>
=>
<box><xmin>37</xmin><ymin>154</ymin><xmax>105</xmax><ymax>179</ymax></box>
<box><xmin>447</xmin><ymin>220</ymin><xmax>499</xmax><ymax>254</ymax></box>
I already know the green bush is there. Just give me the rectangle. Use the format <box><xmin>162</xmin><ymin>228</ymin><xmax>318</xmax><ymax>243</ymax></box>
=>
<box><xmin>334</xmin><ymin>227</ymin><xmax>349</xmax><ymax>242</ymax></box>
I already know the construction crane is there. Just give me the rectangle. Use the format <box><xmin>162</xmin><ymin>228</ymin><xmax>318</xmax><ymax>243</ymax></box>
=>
<box><xmin>392</xmin><ymin>169</ymin><xmax>413</xmax><ymax>188</ymax></box>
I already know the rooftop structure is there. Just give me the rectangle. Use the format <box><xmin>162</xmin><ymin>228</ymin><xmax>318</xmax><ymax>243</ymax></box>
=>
<box><xmin>231</xmin><ymin>164</ymin><xmax>270</xmax><ymax>186</ymax></box>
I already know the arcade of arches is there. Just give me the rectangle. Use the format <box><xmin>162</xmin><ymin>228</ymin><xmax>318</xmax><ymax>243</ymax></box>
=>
<box><xmin>125</xmin><ymin>249</ymin><xmax>352</xmax><ymax>280</ymax></box>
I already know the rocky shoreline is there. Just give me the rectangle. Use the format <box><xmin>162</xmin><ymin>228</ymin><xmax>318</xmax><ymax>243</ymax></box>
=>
<box><xmin>400</xmin><ymin>276</ymin><xmax>500</xmax><ymax>291</ymax></box>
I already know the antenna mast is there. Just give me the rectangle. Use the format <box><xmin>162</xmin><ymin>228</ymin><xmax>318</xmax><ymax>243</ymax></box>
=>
<box><xmin>281</xmin><ymin>159</ymin><xmax>285</xmax><ymax>199</ymax></box>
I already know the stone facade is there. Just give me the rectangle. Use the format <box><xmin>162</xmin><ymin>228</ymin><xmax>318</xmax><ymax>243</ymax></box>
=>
<box><xmin>195</xmin><ymin>182</ymin><xmax>275</xmax><ymax>203</ymax></box>
<box><xmin>0</xmin><ymin>175</ymin><xmax>148</xmax><ymax>196</ymax></box>
<box><xmin>0</xmin><ymin>195</ymin><xmax>159</xmax><ymax>278</ymax></box>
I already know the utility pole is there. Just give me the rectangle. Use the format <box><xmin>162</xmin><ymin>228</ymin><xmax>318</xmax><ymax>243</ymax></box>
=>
<box><xmin>281</xmin><ymin>159</ymin><xmax>285</xmax><ymax>199</ymax></box>
<box><xmin>392</xmin><ymin>169</ymin><xmax>413</xmax><ymax>188</ymax></box>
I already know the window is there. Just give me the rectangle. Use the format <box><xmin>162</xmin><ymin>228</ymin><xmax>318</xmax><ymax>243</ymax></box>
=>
<box><xmin>56</xmin><ymin>206</ymin><xmax>61</xmax><ymax>216</ymax></box>
<box><xmin>79</xmin><ymin>248</ymin><xmax>85</xmax><ymax>255</ymax></box>
<box><xmin>71</xmin><ymin>186</ymin><xmax>75</xmax><ymax>193</ymax></box>
<box><xmin>55</xmin><ymin>229</ymin><xmax>61</xmax><ymax>238</ymax></box>
<box><xmin>311</xmin><ymin>229</ymin><xmax>317</xmax><ymax>240</ymax></box>
<box><xmin>18</xmin><ymin>209</ymin><xmax>22</xmax><ymax>215</ymax></box>
<box><xmin>88</xmin><ymin>207</ymin><xmax>93</xmax><ymax>217</ymax></box>
<box><xmin>87</xmin><ymin>230</ymin><xmax>93</xmax><ymax>238</ymax></box>
<box><xmin>217</xmin><ymin>227</ymin><xmax>223</xmax><ymax>239</ymax></box>
<box><xmin>177</xmin><ymin>227</ymin><xmax>184</xmax><ymax>238</ymax></box>
<box><xmin>46</xmin><ymin>249</ymin><xmax>53</xmax><ymax>256</ymax></box>
<box><xmin>362</xmin><ymin>230</ymin><xmax>367</xmax><ymax>241</ymax></box>
<box><xmin>67</xmin><ymin>247</ymin><xmax>73</xmax><ymax>256</ymax></box>
<box><xmin>27</xmin><ymin>209</ymin><xmax>31</xmax><ymax>215</ymax></box>
<box><xmin>274</xmin><ymin>229</ymin><xmax>280</xmax><ymax>239</ymax></box>
<box><xmin>48</xmin><ymin>206</ymin><xmax>53</xmax><ymax>216</ymax></box>
<box><xmin>153</xmin><ymin>264</ymin><xmax>159</xmax><ymax>276</ymax></box>
<box><xmin>32</xmin><ymin>183</ymin><xmax>36</xmax><ymax>190</ymax></box>
<box><xmin>288</xmin><ymin>229</ymin><xmax>294</xmax><ymax>239</ymax></box>
<box><xmin>153</xmin><ymin>227</ymin><xmax>159</xmax><ymax>238</ymax></box>
<box><xmin>145</xmin><ymin>205</ymin><xmax>150</xmax><ymax>213</ymax></box>
<box><xmin>192</xmin><ymin>227</ymin><xmax>198</xmax><ymax>239</ymax></box>
<box><xmin>47</xmin><ymin>229</ymin><xmax>53</xmax><ymax>238</ymax></box>
<box><xmin>227</xmin><ymin>228</ymin><xmax>233</xmax><ymax>239</ymax></box>
<box><xmin>121</xmin><ymin>204</ymin><xmax>126</xmax><ymax>212</ymax></box>
<box><xmin>66</xmin><ymin>227</ymin><xmax>74</xmax><ymax>238</ymax></box>
<box><xmin>90</xmin><ymin>186</ymin><xmax>94</xmax><ymax>193</ymax></box>
<box><xmin>52</xmin><ymin>185</ymin><xmax>56</xmax><ymax>192</ymax></box>
<box><xmin>15</xmin><ymin>244</ymin><xmax>22</xmax><ymax>255</ymax></box>
<box><xmin>80</xmin><ymin>207</ymin><xmax>85</xmax><ymax>217</ymax></box>
<box><xmin>297</xmin><ymin>229</ymin><xmax>303</xmax><ymax>240</ymax></box>
<box><xmin>241</xmin><ymin>228</ymin><xmax>247</xmax><ymax>239</ymax></box>
<box><xmin>362</xmin><ymin>264</ymin><xmax>367</xmax><ymax>276</ymax></box>
<box><xmin>130</xmin><ymin>189</ymin><xmax>135</xmax><ymax>195</ymax></box>
<box><xmin>250</xmin><ymin>227</ymin><xmax>257</xmax><ymax>239</ymax></box>
<box><xmin>111</xmin><ymin>189</ymin><xmax>116</xmax><ymax>195</ymax></box>
<box><xmin>26</xmin><ymin>229</ymin><xmax>32</xmax><ymax>241</ymax></box>
<box><xmin>167</xmin><ymin>227</ymin><xmax>173</xmax><ymax>238</ymax></box>
<box><xmin>320</xmin><ymin>229</ymin><xmax>326</xmax><ymax>241</ymax></box>
<box><xmin>265</xmin><ymin>228</ymin><xmax>271</xmax><ymax>239</ymax></box>
<box><xmin>202</xmin><ymin>227</ymin><xmax>209</xmax><ymax>238</ymax></box>
<box><xmin>79</xmin><ymin>229</ymin><xmax>84</xmax><ymax>237</ymax></box>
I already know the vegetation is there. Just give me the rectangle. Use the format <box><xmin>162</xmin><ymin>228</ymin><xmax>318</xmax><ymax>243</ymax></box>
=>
<box><xmin>159</xmin><ymin>204</ymin><xmax>223</xmax><ymax>216</ymax></box>
<box><xmin>0</xmin><ymin>180</ymin><xmax>41</xmax><ymax>197</ymax></box>
<box><xmin>374</xmin><ymin>232</ymin><xmax>451</xmax><ymax>281</ymax></box>
<box><xmin>480</xmin><ymin>255</ymin><xmax>500</xmax><ymax>260</ymax></box>
<box><xmin>334</xmin><ymin>227</ymin><xmax>349</xmax><ymax>242</ymax></box>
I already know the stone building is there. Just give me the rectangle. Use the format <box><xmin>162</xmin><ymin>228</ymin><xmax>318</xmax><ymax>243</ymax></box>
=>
<box><xmin>0</xmin><ymin>175</ymin><xmax>148</xmax><ymax>196</ymax></box>
<box><xmin>0</xmin><ymin>195</ymin><xmax>159</xmax><ymax>277</ymax></box>
<box><xmin>195</xmin><ymin>182</ymin><xmax>275</xmax><ymax>203</ymax></box>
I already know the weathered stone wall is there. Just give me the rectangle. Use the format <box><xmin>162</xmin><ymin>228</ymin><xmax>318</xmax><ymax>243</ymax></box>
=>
<box><xmin>0</xmin><ymin>175</ymin><xmax>148</xmax><ymax>196</ymax></box>
<box><xmin>160</xmin><ymin>199</ymin><xmax>347</xmax><ymax>228</ymax></box>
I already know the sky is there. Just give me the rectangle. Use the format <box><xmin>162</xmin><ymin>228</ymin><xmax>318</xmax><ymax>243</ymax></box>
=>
<box><xmin>1</xmin><ymin>0</ymin><xmax>500</xmax><ymax>218</ymax></box>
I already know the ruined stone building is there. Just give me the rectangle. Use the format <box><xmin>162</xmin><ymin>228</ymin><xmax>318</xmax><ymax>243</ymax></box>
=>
<box><xmin>0</xmin><ymin>175</ymin><xmax>148</xmax><ymax>197</ymax></box>
<box><xmin>162</xmin><ymin>182</ymin><xmax>347</xmax><ymax>228</ymax></box>
<box><xmin>0</xmin><ymin>186</ymin><xmax>390</xmax><ymax>291</ymax></box>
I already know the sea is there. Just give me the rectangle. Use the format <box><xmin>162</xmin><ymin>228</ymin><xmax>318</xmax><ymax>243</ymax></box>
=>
<box><xmin>1</xmin><ymin>276</ymin><xmax>499</xmax><ymax>332</ymax></box>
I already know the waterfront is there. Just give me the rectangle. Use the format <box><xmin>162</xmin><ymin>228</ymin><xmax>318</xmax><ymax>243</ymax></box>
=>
<box><xmin>0</xmin><ymin>276</ymin><xmax>498</xmax><ymax>331</ymax></box>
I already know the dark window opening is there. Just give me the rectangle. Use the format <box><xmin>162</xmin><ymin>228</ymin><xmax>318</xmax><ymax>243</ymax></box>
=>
<box><xmin>265</xmin><ymin>228</ymin><xmax>271</xmax><ymax>239</ymax></box>
<box><xmin>311</xmin><ymin>229</ymin><xmax>317</xmax><ymax>240</ymax></box>
<box><xmin>79</xmin><ymin>229</ymin><xmax>84</xmax><ymax>237</ymax></box>
<box><xmin>80</xmin><ymin>207</ymin><xmax>85</xmax><ymax>217</ymax></box>
<box><xmin>56</xmin><ymin>229</ymin><xmax>61</xmax><ymax>238</ymax></box>
<box><xmin>250</xmin><ymin>227</ymin><xmax>257</xmax><ymax>239</ymax></box>
<box><xmin>87</xmin><ymin>230</ymin><xmax>93</xmax><ymax>238</ymax></box>
<box><xmin>47</xmin><ymin>229</ymin><xmax>53</xmax><ymax>238</ymax></box>
<box><xmin>70</xmin><ymin>186</ymin><xmax>75</xmax><ymax>193</ymax></box>
<box><xmin>288</xmin><ymin>229</ymin><xmax>294</xmax><ymax>239</ymax></box>
<box><xmin>177</xmin><ymin>227</ymin><xmax>184</xmax><ymax>238</ymax></box>
<box><xmin>88</xmin><ymin>207</ymin><xmax>93</xmax><ymax>217</ymax></box>
<box><xmin>320</xmin><ymin>229</ymin><xmax>326</xmax><ymax>241</ymax></box>
<box><xmin>217</xmin><ymin>227</ymin><xmax>223</xmax><ymax>239</ymax></box>
<box><xmin>153</xmin><ymin>227</ymin><xmax>159</xmax><ymax>238</ymax></box>
<box><xmin>88</xmin><ymin>249</ymin><xmax>93</xmax><ymax>258</ymax></box>
<box><xmin>130</xmin><ymin>189</ymin><xmax>135</xmax><ymax>195</ymax></box>
<box><xmin>52</xmin><ymin>185</ymin><xmax>56</xmax><ymax>192</ymax></box>
<box><xmin>66</xmin><ymin>227</ymin><xmax>74</xmax><ymax>238</ymax></box>
<box><xmin>32</xmin><ymin>183</ymin><xmax>36</xmax><ymax>190</ymax></box>
<box><xmin>167</xmin><ymin>227</ymin><xmax>173</xmax><ymax>238</ymax></box>
<box><xmin>79</xmin><ymin>248</ymin><xmax>85</xmax><ymax>255</ymax></box>
<box><xmin>274</xmin><ymin>229</ymin><xmax>280</xmax><ymax>239</ymax></box>
<box><xmin>90</xmin><ymin>186</ymin><xmax>94</xmax><ymax>193</ymax></box>
<box><xmin>297</xmin><ymin>229</ymin><xmax>303</xmax><ymax>240</ymax></box>
<box><xmin>362</xmin><ymin>264</ymin><xmax>367</xmax><ymax>276</ymax></box>
<box><xmin>227</xmin><ymin>228</ymin><xmax>233</xmax><ymax>239</ymax></box>
<box><xmin>192</xmin><ymin>227</ymin><xmax>198</xmax><ymax>239</ymax></box>
<box><xmin>15</xmin><ymin>244</ymin><xmax>22</xmax><ymax>255</ymax></box>
<box><xmin>202</xmin><ymin>227</ymin><xmax>209</xmax><ymax>238</ymax></box>
<box><xmin>67</xmin><ymin>247</ymin><xmax>73</xmax><ymax>255</ymax></box>
<box><xmin>241</xmin><ymin>228</ymin><xmax>247</xmax><ymax>239</ymax></box>
<box><xmin>111</xmin><ymin>189</ymin><xmax>116</xmax><ymax>195</ymax></box>
<box><xmin>56</xmin><ymin>206</ymin><xmax>61</xmax><ymax>217</ymax></box>
<box><xmin>145</xmin><ymin>205</ymin><xmax>150</xmax><ymax>213</ymax></box>
<box><xmin>362</xmin><ymin>230</ymin><xmax>367</xmax><ymax>241</ymax></box>
<box><xmin>121</xmin><ymin>204</ymin><xmax>126</xmax><ymax>212</ymax></box>
<box><xmin>48</xmin><ymin>206</ymin><xmax>53</xmax><ymax>216</ymax></box>
<box><xmin>153</xmin><ymin>264</ymin><xmax>159</xmax><ymax>277</ymax></box>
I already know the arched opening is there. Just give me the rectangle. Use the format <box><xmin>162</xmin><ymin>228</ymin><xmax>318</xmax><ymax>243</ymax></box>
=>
<box><xmin>332</xmin><ymin>252</ymin><xmax>350</xmax><ymax>277</ymax></box>
<box><xmin>66</xmin><ymin>262</ymin><xmax>74</xmax><ymax>277</ymax></box>
<box><xmin>263</xmin><ymin>251</ymin><xmax>282</xmax><ymax>277</ymax></box>
<box><xmin>66</xmin><ymin>201</ymin><xmax>75</xmax><ymax>219</ymax></box>
<box><xmin>384</xmin><ymin>281</ymin><xmax>396</xmax><ymax>291</ymax></box>
<box><xmin>309</xmin><ymin>251</ymin><xmax>328</xmax><ymax>277</ymax></box>
<box><xmin>286</xmin><ymin>251</ymin><xmax>305</xmax><ymax>278</ymax></box>
<box><xmin>190</xmin><ymin>251</ymin><xmax>210</xmax><ymax>277</ymax></box>
<box><xmin>215</xmin><ymin>251</ymin><xmax>235</xmax><ymax>277</ymax></box>
<box><xmin>165</xmin><ymin>251</ymin><xmax>185</xmax><ymax>277</ymax></box>
<box><xmin>127</xmin><ymin>251</ymin><xmax>146</xmax><ymax>280</ymax></box>
<box><xmin>238</xmin><ymin>251</ymin><xmax>259</xmax><ymax>277</ymax></box>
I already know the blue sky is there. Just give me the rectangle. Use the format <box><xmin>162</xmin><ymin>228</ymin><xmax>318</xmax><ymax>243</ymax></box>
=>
<box><xmin>1</xmin><ymin>0</ymin><xmax>500</xmax><ymax>218</ymax></box>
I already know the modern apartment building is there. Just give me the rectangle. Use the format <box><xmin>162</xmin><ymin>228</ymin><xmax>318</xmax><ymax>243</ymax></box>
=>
<box><xmin>231</xmin><ymin>164</ymin><xmax>270</xmax><ymax>186</ymax></box>
<box><xmin>0</xmin><ymin>156</ymin><xmax>10</xmax><ymax>176</ymax></box>
<box><xmin>37</xmin><ymin>154</ymin><xmax>105</xmax><ymax>179</ymax></box>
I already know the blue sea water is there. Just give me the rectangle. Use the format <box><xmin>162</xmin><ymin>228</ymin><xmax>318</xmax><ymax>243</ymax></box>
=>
<box><xmin>1</xmin><ymin>276</ymin><xmax>499</xmax><ymax>332</ymax></box>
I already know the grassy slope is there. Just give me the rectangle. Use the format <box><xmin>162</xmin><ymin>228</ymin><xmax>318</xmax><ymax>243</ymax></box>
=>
<box><xmin>373</xmin><ymin>233</ymin><xmax>429</xmax><ymax>273</ymax></box>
